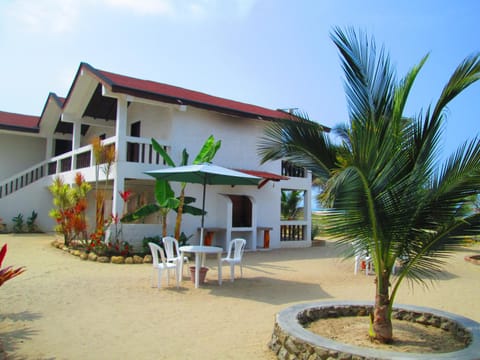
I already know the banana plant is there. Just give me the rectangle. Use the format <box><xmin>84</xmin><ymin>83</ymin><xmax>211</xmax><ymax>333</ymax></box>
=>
<box><xmin>121</xmin><ymin>179</ymin><xmax>203</xmax><ymax>236</ymax></box>
<box><xmin>151</xmin><ymin>135</ymin><xmax>221</xmax><ymax>239</ymax></box>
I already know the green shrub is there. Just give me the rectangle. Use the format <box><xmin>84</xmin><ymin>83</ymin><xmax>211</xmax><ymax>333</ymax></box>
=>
<box><xmin>12</xmin><ymin>214</ymin><xmax>24</xmax><ymax>233</ymax></box>
<box><xmin>26</xmin><ymin>211</ymin><xmax>38</xmax><ymax>233</ymax></box>
<box><xmin>142</xmin><ymin>235</ymin><xmax>163</xmax><ymax>255</ymax></box>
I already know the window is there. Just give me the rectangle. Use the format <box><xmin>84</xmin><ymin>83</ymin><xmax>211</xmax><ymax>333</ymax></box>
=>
<box><xmin>127</xmin><ymin>121</ymin><xmax>141</xmax><ymax>162</ymax></box>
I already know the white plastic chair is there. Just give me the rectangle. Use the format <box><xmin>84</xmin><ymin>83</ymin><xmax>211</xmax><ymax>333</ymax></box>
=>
<box><xmin>162</xmin><ymin>236</ymin><xmax>189</xmax><ymax>278</ymax></box>
<box><xmin>352</xmin><ymin>241</ymin><xmax>372</xmax><ymax>276</ymax></box>
<box><xmin>221</xmin><ymin>238</ymin><xmax>247</xmax><ymax>282</ymax></box>
<box><xmin>148</xmin><ymin>242</ymin><xmax>179</xmax><ymax>289</ymax></box>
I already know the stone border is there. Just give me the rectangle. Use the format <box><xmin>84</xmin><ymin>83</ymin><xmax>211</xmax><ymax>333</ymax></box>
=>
<box><xmin>270</xmin><ymin>301</ymin><xmax>480</xmax><ymax>360</ymax></box>
<box><xmin>465</xmin><ymin>255</ymin><xmax>480</xmax><ymax>265</ymax></box>
<box><xmin>51</xmin><ymin>240</ymin><xmax>152</xmax><ymax>264</ymax></box>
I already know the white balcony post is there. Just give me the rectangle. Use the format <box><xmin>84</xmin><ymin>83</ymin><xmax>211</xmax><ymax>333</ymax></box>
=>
<box><xmin>71</xmin><ymin>119</ymin><xmax>82</xmax><ymax>171</ymax></box>
<box><xmin>115</xmin><ymin>97</ymin><xmax>128</xmax><ymax>163</ymax></box>
<box><xmin>112</xmin><ymin>96</ymin><xmax>128</xmax><ymax>219</ymax></box>
<box><xmin>45</xmin><ymin>135</ymin><xmax>54</xmax><ymax>159</ymax></box>
<box><xmin>304</xmin><ymin>171</ymin><xmax>312</xmax><ymax>241</ymax></box>
<box><xmin>45</xmin><ymin>135</ymin><xmax>53</xmax><ymax>175</ymax></box>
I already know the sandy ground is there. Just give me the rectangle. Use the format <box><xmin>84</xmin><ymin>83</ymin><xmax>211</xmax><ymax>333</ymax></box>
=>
<box><xmin>0</xmin><ymin>234</ymin><xmax>479</xmax><ymax>360</ymax></box>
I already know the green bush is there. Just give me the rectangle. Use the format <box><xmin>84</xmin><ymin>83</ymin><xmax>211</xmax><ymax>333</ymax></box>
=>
<box><xmin>142</xmin><ymin>236</ymin><xmax>163</xmax><ymax>255</ymax></box>
<box><xmin>26</xmin><ymin>211</ymin><xmax>38</xmax><ymax>233</ymax></box>
<box><xmin>12</xmin><ymin>214</ymin><xmax>24</xmax><ymax>233</ymax></box>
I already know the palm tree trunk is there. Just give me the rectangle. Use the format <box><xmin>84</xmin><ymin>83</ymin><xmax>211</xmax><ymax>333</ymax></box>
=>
<box><xmin>372</xmin><ymin>274</ymin><xmax>393</xmax><ymax>343</ymax></box>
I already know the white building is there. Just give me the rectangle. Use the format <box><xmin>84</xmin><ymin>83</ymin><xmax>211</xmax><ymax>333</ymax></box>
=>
<box><xmin>0</xmin><ymin>62</ymin><xmax>313</xmax><ymax>251</ymax></box>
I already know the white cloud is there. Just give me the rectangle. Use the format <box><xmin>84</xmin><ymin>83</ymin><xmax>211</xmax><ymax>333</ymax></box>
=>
<box><xmin>5</xmin><ymin>0</ymin><xmax>82</xmax><ymax>33</ymax></box>
<box><xmin>2</xmin><ymin>0</ymin><xmax>258</xmax><ymax>36</ymax></box>
<box><xmin>103</xmin><ymin>0</ymin><xmax>257</xmax><ymax>20</ymax></box>
<box><xmin>103</xmin><ymin>0</ymin><xmax>174</xmax><ymax>16</ymax></box>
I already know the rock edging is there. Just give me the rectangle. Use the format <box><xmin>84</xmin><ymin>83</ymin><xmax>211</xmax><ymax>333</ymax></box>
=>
<box><xmin>51</xmin><ymin>240</ymin><xmax>152</xmax><ymax>264</ymax></box>
<box><xmin>464</xmin><ymin>255</ymin><xmax>480</xmax><ymax>265</ymax></box>
<box><xmin>270</xmin><ymin>301</ymin><xmax>480</xmax><ymax>360</ymax></box>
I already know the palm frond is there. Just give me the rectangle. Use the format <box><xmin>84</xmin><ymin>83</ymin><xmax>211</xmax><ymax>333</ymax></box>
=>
<box><xmin>258</xmin><ymin>116</ymin><xmax>337</xmax><ymax>180</ymax></box>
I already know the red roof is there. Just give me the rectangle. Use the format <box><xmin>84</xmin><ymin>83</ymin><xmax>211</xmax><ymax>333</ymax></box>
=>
<box><xmin>0</xmin><ymin>110</ymin><xmax>40</xmax><ymax>132</ymax></box>
<box><xmin>237</xmin><ymin>169</ymin><xmax>289</xmax><ymax>189</ymax></box>
<box><xmin>81</xmin><ymin>62</ymin><xmax>292</xmax><ymax>121</ymax></box>
<box><xmin>238</xmin><ymin>169</ymin><xmax>288</xmax><ymax>181</ymax></box>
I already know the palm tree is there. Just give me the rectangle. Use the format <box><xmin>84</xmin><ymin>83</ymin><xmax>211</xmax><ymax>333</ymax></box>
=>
<box><xmin>258</xmin><ymin>27</ymin><xmax>480</xmax><ymax>343</ymax></box>
<box><xmin>281</xmin><ymin>190</ymin><xmax>302</xmax><ymax>220</ymax></box>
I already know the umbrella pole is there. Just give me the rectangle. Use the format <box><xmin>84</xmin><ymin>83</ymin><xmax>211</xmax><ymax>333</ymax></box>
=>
<box><xmin>200</xmin><ymin>180</ymin><xmax>207</xmax><ymax>246</ymax></box>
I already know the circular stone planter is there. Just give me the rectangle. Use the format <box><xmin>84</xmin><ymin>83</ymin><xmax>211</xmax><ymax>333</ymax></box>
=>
<box><xmin>465</xmin><ymin>255</ymin><xmax>480</xmax><ymax>265</ymax></box>
<box><xmin>270</xmin><ymin>301</ymin><xmax>480</xmax><ymax>360</ymax></box>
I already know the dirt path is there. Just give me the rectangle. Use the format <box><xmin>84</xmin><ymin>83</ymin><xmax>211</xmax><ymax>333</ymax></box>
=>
<box><xmin>1</xmin><ymin>234</ymin><xmax>479</xmax><ymax>359</ymax></box>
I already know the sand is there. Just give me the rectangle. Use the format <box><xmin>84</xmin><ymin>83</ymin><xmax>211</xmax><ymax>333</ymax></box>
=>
<box><xmin>0</xmin><ymin>234</ymin><xmax>479</xmax><ymax>360</ymax></box>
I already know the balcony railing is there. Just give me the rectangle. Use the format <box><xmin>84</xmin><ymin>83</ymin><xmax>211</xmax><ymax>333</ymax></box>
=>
<box><xmin>281</xmin><ymin>160</ymin><xmax>306</xmax><ymax>178</ymax></box>
<box><xmin>280</xmin><ymin>220</ymin><xmax>307</xmax><ymax>241</ymax></box>
<box><xmin>0</xmin><ymin>136</ymin><xmax>169</xmax><ymax>199</ymax></box>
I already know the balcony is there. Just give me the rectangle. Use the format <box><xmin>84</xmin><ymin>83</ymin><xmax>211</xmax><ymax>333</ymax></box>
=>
<box><xmin>281</xmin><ymin>160</ymin><xmax>306</xmax><ymax>178</ymax></box>
<box><xmin>0</xmin><ymin>136</ymin><xmax>169</xmax><ymax>199</ymax></box>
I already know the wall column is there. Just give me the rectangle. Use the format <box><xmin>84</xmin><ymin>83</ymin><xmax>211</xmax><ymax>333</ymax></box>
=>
<box><xmin>71</xmin><ymin>119</ymin><xmax>81</xmax><ymax>170</ymax></box>
<box><xmin>111</xmin><ymin>97</ymin><xmax>128</xmax><ymax>220</ymax></box>
<box><xmin>45</xmin><ymin>135</ymin><xmax>54</xmax><ymax>159</ymax></box>
<box><xmin>304</xmin><ymin>171</ymin><xmax>312</xmax><ymax>242</ymax></box>
<box><xmin>115</xmin><ymin>97</ymin><xmax>128</xmax><ymax>162</ymax></box>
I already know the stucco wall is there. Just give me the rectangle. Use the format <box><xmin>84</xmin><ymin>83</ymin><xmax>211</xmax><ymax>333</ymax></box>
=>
<box><xmin>0</xmin><ymin>133</ymin><xmax>46</xmax><ymax>182</ymax></box>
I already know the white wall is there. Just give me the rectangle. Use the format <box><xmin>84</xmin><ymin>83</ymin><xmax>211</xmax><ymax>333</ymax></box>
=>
<box><xmin>0</xmin><ymin>176</ymin><xmax>54</xmax><ymax>232</ymax></box>
<box><xmin>128</xmin><ymin>103</ymin><xmax>173</xmax><ymax>140</ymax></box>
<box><xmin>0</xmin><ymin>133</ymin><xmax>46</xmax><ymax>182</ymax></box>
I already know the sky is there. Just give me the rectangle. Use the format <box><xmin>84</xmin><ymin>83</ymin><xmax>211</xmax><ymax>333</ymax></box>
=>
<box><xmin>0</xmin><ymin>0</ymin><xmax>479</xmax><ymax>165</ymax></box>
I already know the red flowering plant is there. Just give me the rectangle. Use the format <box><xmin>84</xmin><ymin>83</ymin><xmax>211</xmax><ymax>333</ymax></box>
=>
<box><xmin>0</xmin><ymin>244</ymin><xmax>25</xmax><ymax>287</ymax></box>
<box><xmin>119</xmin><ymin>190</ymin><xmax>133</xmax><ymax>203</ymax></box>
<box><xmin>88</xmin><ymin>214</ymin><xmax>131</xmax><ymax>257</ymax></box>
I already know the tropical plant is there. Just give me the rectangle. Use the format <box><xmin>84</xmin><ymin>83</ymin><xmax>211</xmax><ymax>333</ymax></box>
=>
<box><xmin>11</xmin><ymin>214</ymin><xmax>25</xmax><ymax>233</ymax></box>
<box><xmin>151</xmin><ymin>135</ymin><xmax>221</xmax><ymax>239</ymax></box>
<box><xmin>0</xmin><ymin>244</ymin><xmax>25</xmax><ymax>287</ymax></box>
<box><xmin>142</xmin><ymin>235</ymin><xmax>163</xmax><ymax>254</ymax></box>
<box><xmin>123</xmin><ymin>136</ymin><xmax>221</xmax><ymax>237</ymax></box>
<box><xmin>258</xmin><ymin>27</ymin><xmax>480</xmax><ymax>344</ymax></box>
<box><xmin>281</xmin><ymin>190</ymin><xmax>302</xmax><ymax>220</ymax></box>
<box><xmin>26</xmin><ymin>210</ymin><xmax>38</xmax><ymax>233</ymax></box>
<box><xmin>49</xmin><ymin>173</ymin><xmax>91</xmax><ymax>246</ymax></box>
<box><xmin>91</xmin><ymin>137</ymin><xmax>116</xmax><ymax>231</ymax></box>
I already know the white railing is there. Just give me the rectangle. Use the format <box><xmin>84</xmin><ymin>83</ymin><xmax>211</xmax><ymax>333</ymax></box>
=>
<box><xmin>280</xmin><ymin>220</ymin><xmax>308</xmax><ymax>241</ymax></box>
<box><xmin>0</xmin><ymin>136</ymin><xmax>169</xmax><ymax>199</ymax></box>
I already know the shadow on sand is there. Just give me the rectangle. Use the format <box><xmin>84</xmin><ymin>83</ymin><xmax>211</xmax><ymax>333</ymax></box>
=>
<box><xmin>0</xmin><ymin>311</ymin><xmax>43</xmax><ymax>360</ymax></box>
<box><xmin>206</xmin><ymin>276</ymin><xmax>332</xmax><ymax>305</ymax></box>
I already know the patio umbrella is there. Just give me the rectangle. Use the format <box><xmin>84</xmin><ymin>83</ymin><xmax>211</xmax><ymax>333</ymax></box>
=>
<box><xmin>145</xmin><ymin>163</ymin><xmax>261</xmax><ymax>245</ymax></box>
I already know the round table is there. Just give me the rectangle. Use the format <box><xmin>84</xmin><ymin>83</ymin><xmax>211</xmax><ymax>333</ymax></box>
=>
<box><xmin>179</xmin><ymin>245</ymin><xmax>223</xmax><ymax>288</ymax></box>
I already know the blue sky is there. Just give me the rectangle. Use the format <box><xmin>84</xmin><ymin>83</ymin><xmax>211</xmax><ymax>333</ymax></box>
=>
<box><xmin>0</xmin><ymin>0</ymin><xmax>479</xmax><ymax>164</ymax></box>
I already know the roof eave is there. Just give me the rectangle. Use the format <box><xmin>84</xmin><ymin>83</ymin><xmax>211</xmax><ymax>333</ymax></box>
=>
<box><xmin>0</xmin><ymin>124</ymin><xmax>39</xmax><ymax>133</ymax></box>
<box><xmin>110</xmin><ymin>84</ymin><xmax>286</xmax><ymax>122</ymax></box>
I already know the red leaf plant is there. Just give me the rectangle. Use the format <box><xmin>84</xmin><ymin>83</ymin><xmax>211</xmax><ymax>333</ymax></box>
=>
<box><xmin>0</xmin><ymin>244</ymin><xmax>25</xmax><ymax>287</ymax></box>
<box><xmin>119</xmin><ymin>190</ymin><xmax>132</xmax><ymax>202</ymax></box>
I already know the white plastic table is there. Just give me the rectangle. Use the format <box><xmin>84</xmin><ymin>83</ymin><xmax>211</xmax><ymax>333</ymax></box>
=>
<box><xmin>179</xmin><ymin>245</ymin><xmax>223</xmax><ymax>288</ymax></box>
